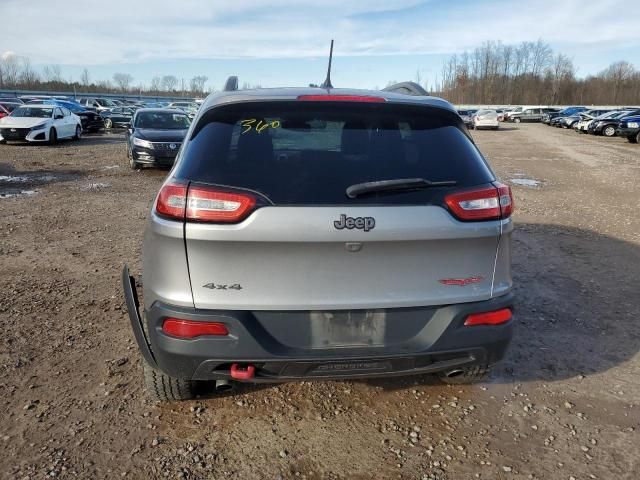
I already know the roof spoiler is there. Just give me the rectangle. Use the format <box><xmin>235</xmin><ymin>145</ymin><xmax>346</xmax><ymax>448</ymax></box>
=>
<box><xmin>382</xmin><ymin>81</ymin><xmax>429</xmax><ymax>96</ymax></box>
<box><xmin>224</xmin><ymin>76</ymin><xmax>239</xmax><ymax>92</ymax></box>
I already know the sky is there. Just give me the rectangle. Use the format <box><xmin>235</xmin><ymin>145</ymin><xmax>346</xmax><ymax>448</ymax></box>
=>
<box><xmin>1</xmin><ymin>0</ymin><xmax>639</xmax><ymax>91</ymax></box>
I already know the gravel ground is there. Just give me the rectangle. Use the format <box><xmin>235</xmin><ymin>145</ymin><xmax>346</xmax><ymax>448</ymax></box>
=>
<box><xmin>0</xmin><ymin>124</ymin><xmax>638</xmax><ymax>479</ymax></box>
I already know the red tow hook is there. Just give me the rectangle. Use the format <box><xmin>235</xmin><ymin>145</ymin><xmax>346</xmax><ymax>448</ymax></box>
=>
<box><xmin>230</xmin><ymin>363</ymin><xmax>255</xmax><ymax>380</ymax></box>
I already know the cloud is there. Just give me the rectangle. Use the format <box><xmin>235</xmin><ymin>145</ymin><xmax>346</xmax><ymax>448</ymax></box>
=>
<box><xmin>0</xmin><ymin>0</ymin><xmax>637</xmax><ymax>66</ymax></box>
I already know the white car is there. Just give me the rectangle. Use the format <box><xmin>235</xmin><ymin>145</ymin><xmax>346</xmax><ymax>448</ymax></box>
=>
<box><xmin>0</xmin><ymin>104</ymin><xmax>82</xmax><ymax>144</ymax></box>
<box><xmin>473</xmin><ymin>109</ymin><xmax>500</xmax><ymax>130</ymax></box>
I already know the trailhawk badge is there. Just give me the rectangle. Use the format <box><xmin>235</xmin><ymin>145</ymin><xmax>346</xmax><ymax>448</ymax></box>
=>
<box><xmin>334</xmin><ymin>214</ymin><xmax>375</xmax><ymax>232</ymax></box>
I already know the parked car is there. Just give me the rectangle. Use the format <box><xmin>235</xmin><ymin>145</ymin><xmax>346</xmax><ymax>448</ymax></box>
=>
<box><xmin>101</xmin><ymin>107</ymin><xmax>136</xmax><ymax>129</ymax></box>
<box><xmin>503</xmin><ymin>106</ymin><xmax>523</xmax><ymax>121</ymax></box>
<box><xmin>588</xmin><ymin>110</ymin><xmax>640</xmax><ymax>137</ymax></box>
<box><xmin>28</xmin><ymin>99</ymin><xmax>104</xmax><ymax>133</ymax></box>
<box><xmin>509</xmin><ymin>107</ymin><xmax>558</xmax><ymax>123</ymax></box>
<box><xmin>457</xmin><ymin>109</ymin><xmax>474</xmax><ymax>128</ymax></box>
<box><xmin>473</xmin><ymin>109</ymin><xmax>500</xmax><ymax>130</ymax></box>
<box><xmin>574</xmin><ymin>111</ymin><xmax>621</xmax><ymax>133</ymax></box>
<box><xmin>543</xmin><ymin>107</ymin><xmax>586</xmax><ymax>125</ymax></box>
<box><xmin>169</xmin><ymin>101</ymin><xmax>199</xmax><ymax>120</ymax></box>
<box><xmin>0</xmin><ymin>101</ymin><xmax>24</xmax><ymax>113</ymax></box>
<box><xmin>0</xmin><ymin>97</ymin><xmax>24</xmax><ymax>104</ymax></box>
<box><xmin>0</xmin><ymin>104</ymin><xmax>82</xmax><ymax>144</ymax></box>
<box><xmin>122</xmin><ymin>85</ymin><xmax>514</xmax><ymax>401</ymax></box>
<box><xmin>558</xmin><ymin>109</ymin><xmax>611</xmax><ymax>129</ymax></box>
<box><xmin>125</xmin><ymin>108</ymin><xmax>190</xmax><ymax>168</ymax></box>
<box><xmin>616</xmin><ymin>115</ymin><xmax>640</xmax><ymax>143</ymax></box>
<box><xmin>79</xmin><ymin>97</ymin><xmax>118</xmax><ymax>112</ymax></box>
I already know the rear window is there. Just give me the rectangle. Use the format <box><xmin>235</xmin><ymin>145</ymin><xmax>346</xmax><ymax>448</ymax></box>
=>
<box><xmin>174</xmin><ymin>102</ymin><xmax>494</xmax><ymax>205</ymax></box>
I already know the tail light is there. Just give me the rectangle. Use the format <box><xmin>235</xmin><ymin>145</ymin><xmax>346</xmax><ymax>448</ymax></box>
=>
<box><xmin>155</xmin><ymin>181</ymin><xmax>256</xmax><ymax>223</ymax></box>
<box><xmin>162</xmin><ymin>318</ymin><xmax>229</xmax><ymax>338</ymax></box>
<box><xmin>445</xmin><ymin>182</ymin><xmax>513</xmax><ymax>221</ymax></box>
<box><xmin>464</xmin><ymin>308</ymin><xmax>512</xmax><ymax>326</ymax></box>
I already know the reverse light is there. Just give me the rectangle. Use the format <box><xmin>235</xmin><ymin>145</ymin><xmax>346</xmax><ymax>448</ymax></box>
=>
<box><xmin>297</xmin><ymin>94</ymin><xmax>386</xmax><ymax>103</ymax></box>
<box><xmin>464</xmin><ymin>308</ymin><xmax>512</xmax><ymax>326</ymax></box>
<box><xmin>445</xmin><ymin>182</ymin><xmax>513</xmax><ymax>221</ymax></box>
<box><xmin>154</xmin><ymin>182</ymin><xmax>257</xmax><ymax>223</ymax></box>
<box><xmin>162</xmin><ymin>318</ymin><xmax>229</xmax><ymax>338</ymax></box>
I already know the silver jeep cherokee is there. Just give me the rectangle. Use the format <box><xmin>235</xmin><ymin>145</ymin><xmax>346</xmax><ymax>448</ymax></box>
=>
<box><xmin>123</xmin><ymin>85</ymin><xmax>514</xmax><ymax>401</ymax></box>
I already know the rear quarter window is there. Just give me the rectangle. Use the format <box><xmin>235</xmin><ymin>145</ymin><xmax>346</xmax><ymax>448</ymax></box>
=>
<box><xmin>174</xmin><ymin>101</ymin><xmax>495</xmax><ymax>205</ymax></box>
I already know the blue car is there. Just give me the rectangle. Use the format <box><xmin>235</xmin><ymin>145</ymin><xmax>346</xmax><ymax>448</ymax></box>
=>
<box><xmin>616</xmin><ymin>115</ymin><xmax>640</xmax><ymax>144</ymax></box>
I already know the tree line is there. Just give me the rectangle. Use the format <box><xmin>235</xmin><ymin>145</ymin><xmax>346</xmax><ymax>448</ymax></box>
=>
<box><xmin>433</xmin><ymin>40</ymin><xmax>640</xmax><ymax>106</ymax></box>
<box><xmin>0</xmin><ymin>54</ymin><xmax>211</xmax><ymax>97</ymax></box>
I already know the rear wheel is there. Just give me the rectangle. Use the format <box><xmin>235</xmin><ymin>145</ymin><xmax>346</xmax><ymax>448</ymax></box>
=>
<box><xmin>143</xmin><ymin>362</ymin><xmax>196</xmax><ymax>401</ymax></box>
<box><xmin>437</xmin><ymin>365</ymin><xmax>489</xmax><ymax>384</ymax></box>
<box><xmin>104</xmin><ymin>118</ymin><xmax>113</xmax><ymax>129</ymax></box>
<box><xmin>48</xmin><ymin>128</ymin><xmax>57</xmax><ymax>145</ymax></box>
<box><xmin>513</xmin><ymin>117</ymin><xmax>521</xmax><ymax>123</ymax></box>
<box><xmin>74</xmin><ymin>125</ymin><xmax>82</xmax><ymax>140</ymax></box>
<box><xmin>603</xmin><ymin>125</ymin><xmax>616</xmax><ymax>137</ymax></box>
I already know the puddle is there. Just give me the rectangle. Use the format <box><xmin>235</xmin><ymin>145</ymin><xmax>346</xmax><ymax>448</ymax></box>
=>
<box><xmin>0</xmin><ymin>190</ymin><xmax>37</xmax><ymax>199</ymax></box>
<box><xmin>0</xmin><ymin>169</ymin><xmax>81</xmax><ymax>197</ymax></box>
<box><xmin>81</xmin><ymin>182</ymin><xmax>111</xmax><ymax>191</ymax></box>
<box><xmin>510</xmin><ymin>178</ymin><xmax>541</xmax><ymax>187</ymax></box>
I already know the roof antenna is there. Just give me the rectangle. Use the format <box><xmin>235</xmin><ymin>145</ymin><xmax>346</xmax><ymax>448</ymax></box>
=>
<box><xmin>320</xmin><ymin>40</ymin><xmax>334</xmax><ymax>89</ymax></box>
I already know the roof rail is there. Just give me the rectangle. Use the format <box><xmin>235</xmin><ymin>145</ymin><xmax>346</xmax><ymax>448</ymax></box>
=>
<box><xmin>224</xmin><ymin>76</ymin><xmax>239</xmax><ymax>92</ymax></box>
<box><xmin>382</xmin><ymin>81</ymin><xmax>429</xmax><ymax>96</ymax></box>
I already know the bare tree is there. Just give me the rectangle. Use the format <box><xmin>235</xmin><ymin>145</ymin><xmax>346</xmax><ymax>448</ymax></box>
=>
<box><xmin>161</xmin><ymin>75</ymin><xmax>178</xmax><ymax>92</ymax></box>
<box><xmin>190</xmin><ymin>75</ymin><xmax>208</xmax><ymax>95</ymax></box>
<box><xmin>80</xmin><ymin>68</ymin><xmax>90</xmax><ymax>88</ymax></box>
<box><xmin>2</xmin><ymin>53</ymin><xmax>21</xmax><ymax>87</ymax></box>
<box><xmin>150</xmin><ymin>76</ymin><xmax>161</xmax><ymax>93</ymax></box>
<box><xmin>43</xmin><ymin>64</ymin><xmax>63</xmax><ymax>83</ymax></box>
<box><xmin>113</xmin><ymin>72</ymin><xmax>134</xmax><ymax>92</ymax></box>
<box><xmin>20</xmin><ymin>58</ymin><xmax>40</xmax><ymax>88</ymax></box>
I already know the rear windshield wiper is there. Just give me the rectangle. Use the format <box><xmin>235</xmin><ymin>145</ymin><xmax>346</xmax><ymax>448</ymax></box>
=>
<box><xmin>346</xmin><ymin>178</ymin><xmax>457</xmax><ymax>199</ymax></box>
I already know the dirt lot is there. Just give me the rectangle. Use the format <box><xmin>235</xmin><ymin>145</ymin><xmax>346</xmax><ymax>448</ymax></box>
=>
<box><xmin>1</xmin><ymin>124</ymin><xmax>639</xmax><ymax>480</ymax></box>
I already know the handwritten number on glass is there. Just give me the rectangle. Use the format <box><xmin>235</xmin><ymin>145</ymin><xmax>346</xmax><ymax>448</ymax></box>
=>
<box><xmin>241</xmin><ymin>119</ymin><xmax>281</xmax><ymax>134</ymax></box>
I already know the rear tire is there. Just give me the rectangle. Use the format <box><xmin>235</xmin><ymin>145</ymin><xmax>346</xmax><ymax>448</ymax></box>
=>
<box><xmin>143</xmin><ymin>362</ymin><xmax>196</xmax><ymax>401</ymax></box>
<box><xmin>104</xmin><ymin>118</ymin><xmax>113</xmax><ymax>129</ymax></box>
<box><xmin>48</xmin><ymin>128</ymin><xmax>57</xmax><ymax>145</ymax></box>
<box><xmin>513</xmin><ymin>117</ymin><xmax>521</xmax><ymax>123</ymax></box>
<box><xmin>438</xmin><ymin>365</ymin><xmax>489</xmax><ymax>385</ymax></box>
<box><xmin>74</xmin><ymin>125</ymin><xmax>82</xmax><ymax>140</ymax></box>
<box><xmin>603</xmin><ymin>125</ymin><xmax>616</xmax><ymax>137</ymax></box>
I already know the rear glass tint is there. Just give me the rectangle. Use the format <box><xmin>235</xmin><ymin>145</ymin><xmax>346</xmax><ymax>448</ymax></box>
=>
<box><xmin>174</xmin><ymin>102</ymin><xmax>494</xmax><ymax>205</ymax></box>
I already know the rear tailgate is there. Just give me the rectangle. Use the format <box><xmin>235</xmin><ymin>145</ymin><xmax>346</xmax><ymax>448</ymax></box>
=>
<box><xmin>173</xmin><ymin>100</ymin><xmax>506</xmax><ymax>311</ymax></box>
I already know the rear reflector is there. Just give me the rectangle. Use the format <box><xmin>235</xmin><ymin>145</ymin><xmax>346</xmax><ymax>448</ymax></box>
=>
<box><xmin>444</xmin><ymin>182</ymin><xmax>513</xmax><ymax>221</ymax></box>
<box><xmin>162</xmin><ymin>318</ymin><xmax>229</xmax><ymax>338</ymax></box>
<box><xmin>155</xmin><ymin>182</ymin><xmax>256</xmax><ymax>223</ymax></box>
<box><xmin>464</xmin><ymin>308</ymin><xmax>512</xmax><ymax>326</ymax></box>
<box><xmin>297</xmin><ymin>94</ymin><xmax>386</xmax><ymax>103</ymax></box>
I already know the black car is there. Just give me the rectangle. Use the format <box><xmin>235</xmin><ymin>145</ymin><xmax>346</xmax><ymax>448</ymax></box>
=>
<box><xmin>101</xmin><ymin>107</ymin><xmax>136</xmax><ymax>129</ymax></box>
<box><xmin>27</xmin><ymin>99</ymin><xmax>105</xmax><ymax>133</ymax></box>
<box><xmin>615</xmin><ymin>115</ymin><xmax>640</xmax><ymax>143</ymax></box>
<box><xmin>125</xmin><ymin>108</ymin><xmax>190</xmax><ymax>168</ymax></box>
<box><xmin>588</xmin><ymin>110</ymin><xmax>640</xmax><ymax>136</ymax></box>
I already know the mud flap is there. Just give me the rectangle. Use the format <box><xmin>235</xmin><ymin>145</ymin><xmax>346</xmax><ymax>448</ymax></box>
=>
<box><xmin>122</xmin><ymin>265</ymin><xmax>158</xmax><ymax>368</ymax></box>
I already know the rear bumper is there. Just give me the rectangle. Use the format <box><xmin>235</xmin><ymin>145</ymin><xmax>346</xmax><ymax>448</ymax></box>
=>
<box><xmin>123</xmin><ymin>267</ymin><xmax>514</xmax><ymax>382</ymax></box>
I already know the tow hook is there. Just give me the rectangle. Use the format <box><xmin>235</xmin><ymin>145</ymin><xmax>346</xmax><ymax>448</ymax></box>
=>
<box><xmin>230</xmin><ymin>363</ymin><xmax>255</xmax><ymax>380</ymax></box>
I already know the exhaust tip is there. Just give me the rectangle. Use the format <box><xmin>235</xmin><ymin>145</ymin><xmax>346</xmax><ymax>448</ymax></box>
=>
<box><xmin>444</xmin><ymin>369</ymin><xmax>464</xmax><ymax>378</ymax></box>
<box><xmin>215</xmin><ymin>379</ymin><xmax>234</xmax><ymax>393</ymax></box>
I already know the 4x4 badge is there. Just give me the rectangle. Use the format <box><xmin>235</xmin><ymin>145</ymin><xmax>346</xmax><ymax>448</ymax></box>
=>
<box><xmin>203</xmin><ymin>283</ymin><xmax>242</xmax><ymax>290</ymax></box>
<box><xmin>334</xmin><ymin>214</ymin><xmax>375</xmax><ymax>232</ymax></box>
